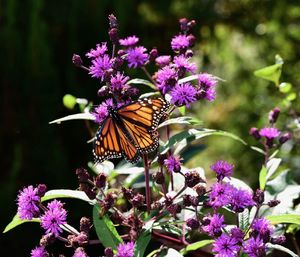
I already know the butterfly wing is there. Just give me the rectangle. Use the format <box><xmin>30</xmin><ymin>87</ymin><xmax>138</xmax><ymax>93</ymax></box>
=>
<box><xmin>117</xmin><ymin>97</ymin><xmax>170</xmax><ymax>154</ymax></box>
<box><xmin>93</xmin><ymin>117</ymin><xmax>140</xmax><ymax>163</ymax></box>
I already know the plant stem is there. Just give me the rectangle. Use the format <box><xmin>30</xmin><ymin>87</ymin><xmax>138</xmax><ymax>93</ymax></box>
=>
<box><xmin>141</xmin><ymin>66</ymin><xmax>156</xmax><ymax>85</ymax></box>
<box><xmin>292</xmin><ymin>235</ymin><xmax>300</xmax><ymax>256</ymax></box>
<box><xmin>143</xmin><ymin>154</ymin><xmax>152</xmax><ymax>213</ymax></box>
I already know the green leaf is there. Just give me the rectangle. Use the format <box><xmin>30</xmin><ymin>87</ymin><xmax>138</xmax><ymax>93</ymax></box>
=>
<box><xmin>146</xmin><ymin>249</ymin><xmax>160</xmax><ymax>257</ymax></box>
<box><xmin>266</xmin><ymin>214</ymin><xmax>300</xmax><ymax>225</ymax></box>
<box><xmin>139</xmin><ymin>92</ymin><xmax>160</xmax><ymax>99</ymax></box>
<box><xmin>93</xmin><ymin>205</ymin><xmax>122</xmax><ymax>249</ymax></box>
<box><xmin>180</xmin><ymin>240</ymin><xmax>214</xmax><ymax>255</ymax></box>
<box><xmin>158</xmin><ymin>116</ymin><xmax>202</xmax><ymax>128</ymax></box>
<box><xmin>134</xmin><ymin>220</ymin><xmax>155</xmax><ymax>257</ymax></box>
<box><xmin>160</xmin><ymin>128</ymin><xmax>246</xmax><ymax>155</ymax></box>
<box><xmin>3</xmin><ymin>215</ymin><xmax>40</xmax><ymax>233</ymax></box>
<box><xmin>254</xmin><ymin>63</ymin><xmax>282</xmax><ymax>85</ymax></box>
<box><xmin>239</xmin><ymin>209</ymin><xmax>250</xmax><ymax>231</ymax></box>
<box><xmin>267</xmin><ymin>243</ymin><xmax>299</xmax><ymax>257</ymax></box>
<box><xmin>286</xmin><ymin>92</ymin><xmax>297</xmax><ymax>101</ymax></box>
<box><xmin>63</xmin><ymin>94</ymin><xmax>77</xmax><ymax>109</ymax></box>
<box><xmin>279</xmin><ymin>82</ymin><xmax>292</xmax><ymax>93</ymax></box>
<box><xmin>49</xmin><ymin>112</ymin><xmax>95</xmax><ymax>124</ymax></box>
<box><xmin>128</xmin><ymin>78</ymin><xmax>156</xmax><ymax>90</ymax></box>
<box><xmin>165</xmin><ymin>248</ymin><xmax>184</xmax><ymax>257</ymax></box>
<box><xmin>250</xmin><ymin>146</ymin><xmax>265</xmax><ymax>155</ymax></box>
<box><xmin>259</xmin><ymin>166</ymin><xmax>267</xmax><ymax>190</ymax></box>
<box><xmin>178</xmin><ymin>106</ymin><xmax>186</xmax><ymax>115</ymax></box>
<box><xmin>266</xmin><ymin>158</ymin><xmax>282</xmax><ymax>180</ymax></box>
<box><xmin>41</xmin><ymin>189</ymin><xmax>96</xmax><ymax>204</ymax></box>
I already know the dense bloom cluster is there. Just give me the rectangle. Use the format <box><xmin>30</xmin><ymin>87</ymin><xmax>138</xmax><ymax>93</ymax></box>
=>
<box><xmin>117</xmin><ymin>241</ymin><xmax>135</xmax><ymax>257</ymax></box>
<box><xmin>210</xmin><ymin>160</ymin><xmax>234</xmax><ymax>181</ymax></box>
<box><xmin>30</xmin><ymin>246</ymin><xmax>49</xmax><ymax>257</ymax></box>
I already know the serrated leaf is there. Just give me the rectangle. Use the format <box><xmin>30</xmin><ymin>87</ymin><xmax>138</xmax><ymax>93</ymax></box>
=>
<box><xmin>160</xmin><ymin>129</ymin><xmax>246</xmax><ymax>155</ymax></box>
<box><xmin>239</xmin><ymin>209</ymin><xmax>250</xmax><ymax>230</ymax></box>
<box><xmin>266</xmin><ymin>214</ymin><xmax>300</xmax><ymax>225</ymax></box>
<box><xmin>63</xmin><ymin>94</ymin><xmax>77</xmax><ymax>109</ymax></box>
<box><xmin>41</xmin><ymin>189</ymin><xmax>96</xmax><ymax>204</ymax></box>
<box><xmin>267</xmin><ymin>243</ymin><xmax>299</xmax><ymax>257</ymax></box>
<box><xmin>49</xmin><ymin>112</ymin><xmax>95</xmax><ymax>124</ymax></box>
<box><xmin>254</xmin><ymin>63</ymin><xmax>282</xmax><ymax>85</ymax></box>
<box><xmin>259</xmin><ymin>166</ymin><xmax>267</xmax><ymax>190</ymax></box>
<box><xmin>180</xmin><ymin>240</ymin><xmax>214</xmax><ymax>255</ymax></box>
<box><xmin>279</xmin><ymin>83</ymin><xmax>292</xmax><ymax>93</ymax></box>
<box><xmin>93</xmin><ymin>205</ymin><xmax>122</xmax><ymax>249</ymax></box>
<box><xmin>128</xmin><ymin>78</ymin><xmax>156</xmax><ymax>89</ymax></box>
<box><xmin>3</xmin><ymin>215</ymin><xmax>40</xmax><ymax>233</ymax></box>
<box><xmin>158</xmin><ymin>116</ymin><xmax>202</xmax><ymax>128</ymax></box>
<box><xmin>134</xmin><ymin>220</ymin><xmax>155</xmax><ymax>257</ymax></box>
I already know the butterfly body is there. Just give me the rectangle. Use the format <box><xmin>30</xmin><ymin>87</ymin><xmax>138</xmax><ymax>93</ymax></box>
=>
<box><xmin>93</xmin><ymin>97</ymin><xmax>170</xmax><ymax>163</ymax></box>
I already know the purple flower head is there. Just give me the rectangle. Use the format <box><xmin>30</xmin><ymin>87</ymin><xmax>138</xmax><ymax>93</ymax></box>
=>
<box><xmin>89</xmin><ymin>54</ymin><xmax>112</xmax><ymax>81</ymax></box>
<box><xmin>30</xmin><ymin>246</ymin><xmax>49</xmax><ymax>257</ymax></box>
<box><xmin>117</xmin><ymin>241</ymin><xmax>135</xmax><ymax>257</ymax></box>
<box><xmin>41</xmin><ymin>200</ymin><xmax>67</xmax><ymax>237</ymax></box>
<box><xmin>110</xmin><ymin>72</ymin><xmax>129</xmax><ymax>92</ymax></box>
<box><xmin>119</xmin><ymin>36</ymin><xmax>139</xmax><ymax>47</ymax></box>
<box><xmin>230</xmin><ymin>227</ymin><xmax>245</xmax><ymax>243</ymax></box>
<box><xmin>259</xmin><ymin>127</ymin><xmax>280</xmax><ymax>140</ymax></box>
<box><xmin>92</xmin><ymin>99</ymin><xmax>114</xmax><ymax>124</ymax></box>
<box><xmin>211</xmin><ymin>160</ymin><xmax>234</xmax><ymax>181</ymax></box>
<box><xmin>164</xmin><ymin>155</ymin><xmax>182</xmax><ymax>173</ymax></box>
<box><xmin>208</xmin><ymin>182</ymin><xmax>234</xmax><ymax>209</ymax></box>
<box><xmin>156</xmin><ymin>65</ymin><xmax>178</xmax><ymax>94</ymax></box>
<box><xmin>230</xmin><ymin>188</ymin><xmax>255</xmax><ymax>212</ymax></box>
<box><xmin>196</xmin><ymin>73</ymin><xmax>218</xmax><ymax>101</ymax></box>
<box><xmin>155</xmin><ymin>55</ymin><xmax>172</xmax><ymax>67</ymax></box>
<box><xmin>202</xmin><ymin>213</ymin><xmax>225</xmax><ymax>237</ymax></box>
<box><xmin>243</xmin><ymin>237</ymin><xmax>266</xmax><ymax>257</ymax></box>
<box><xmin>17</xmin><ymin>185</ymin><xmax>41</xmax><ymax>220</ymax></box>
<box><xmin>173</xmin><ymin>55</ymin><xmax>196</xmax><ymax>76</ymax></box>
<box><xmin>251</xmin><ymin>217</ymin><xmax>273</xmax><ymax>242</ymax></box>
<box><xmin>125</xmin><ymin>46</ymin><xmax>148</xmax><ymax>68</ymax></box>
<box><xmin>213</xmin><ymin>234</ymin><xmax>240</xmax><ymax>257</ymax></box>
<box><xmin>86</xmin><ymin>42</ymin><xmax>108</xmax><ymax>59</ymax></box>
<box><xmin>73</xmin><ymin>247</ymin><xmax>88</xmax><ymax>257</ymax></box>
<box><xmin>170</xmin><ymin>83</ymin><xmax>197</xmax><ymax>108</ymax></box>
<box><xmin>171</xmin><ymin>34</ymin><xmax>190</xmax><ymax>52</ymax></box>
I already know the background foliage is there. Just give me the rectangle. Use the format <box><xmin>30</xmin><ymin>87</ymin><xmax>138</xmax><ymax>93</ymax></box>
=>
<box><xmin>1</xmin><ymin>0</ymin><xmax>300</xmax><ymax>256</ymax></box>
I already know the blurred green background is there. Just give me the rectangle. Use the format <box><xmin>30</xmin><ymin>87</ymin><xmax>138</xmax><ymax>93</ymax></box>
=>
<box><xmin>1</xmin><ymin>0</ymin><xmax>300</xmax><ymax>256</ymax></box>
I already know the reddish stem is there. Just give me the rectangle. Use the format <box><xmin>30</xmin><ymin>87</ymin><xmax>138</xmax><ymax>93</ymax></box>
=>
<box><xmin>143</xmin><ymin>154</ymin><xmax>151</xmax><ymax>213</ymax></box>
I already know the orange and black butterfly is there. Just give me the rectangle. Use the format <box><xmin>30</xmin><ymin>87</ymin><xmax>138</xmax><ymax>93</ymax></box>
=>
<box><xmin>93</xmin><ymin>97</ymin><xmax>170</xmax><ymax>163</ymax></box>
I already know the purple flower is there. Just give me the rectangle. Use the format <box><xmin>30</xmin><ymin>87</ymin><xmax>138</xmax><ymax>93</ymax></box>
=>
<box><xmin>125</xmin><ymin>46</ymin><xmax>148</xmax><ymax>68</ymax></box>
<box><xmin>243</xmin><ymin>237</ymin><xmax>266</xmax><ymax>257</ymax></box>
<box><xmin>155</xmin><ymin>55</ymin><xmax>171</xmax><ymax>67</ymax></box>
<box><xmin>170</xmin><ymin>83</ymin><xmax>197</xmax><ymax>108</ymax></box>
<box><xmin>230</xmin><ymin>188</ymin><xmax>255</xmax><ymax>212</ymax></box>
<box><xmin>208</xmin><ymin>182</ymin><xmax>234</xmax><ymax>209</ymax></box>
<box><xmin>251</xmin><ymin>218</ymin><xmax>273</xmax><ymax>242</ymax></box>
<box><xmin>117</xmin><ymin>241</ymin><xmax>135</xmax><ymax>257</ymax></box>
<box><xmin>30</xmin><ymin>246</ymin><xmax>48</xmax><ymax>257</ymax></box>
<box><xmin>171</xmin><ymin>34</ymin><xmax>190</xmax><ymax>51</ymax></box>
<box><xmin>89</xmin><ymin>54</ymin><xmax>112</xmax><ymax>81</ymax></box>
<box><xmin>110</xmin><ymin>72</ymin><xmax>129</xmax><ymax>92</ymax></box>
<box><xmin>119</xmin><ymin>36</ymin><xmax>139</xmax><ymax>47</ymax></box>
<box><xmin>92</xmin><ymin>99</ymin><xmax>114</xmax><ymax>124</ymax></box>
<box><xmin>17</xmin><ymin>185</ymin><xmax>41</xmax><ymax>220</ymax></box>
<box><xmin>86</xmin><ymin>42</ymin><xmax>108</xmax><ymax>59</ymax></box>
<box><xmin>213</xmin><ymin>234</ymin><xmax>240</xmax><ymax>257</ymax></box>
<box><xmin>202</xmin><ymin>213</ymin><xmax>225</xmax><ymax>237</ymax></box>
<box><xmin>164</xmin><ymin>155</ymin><xmax>182</xmax><ymax>173</ymax></box>
<box><xmin>259</xmin><ymin>127</ymin><xmax>280</xmax><ymax>140</ymax></box>
<box><xmin>73</xmin><ymin>247</ymin><xmax>89</xmax><ymax>257</ymax></box>
<box><xmin>173</xmin><ymin>55</ymin><xmax>196</xmax><ymax>75</ymax></box>
<box><xmin>156</xmin><ymin>65</ymin><xmax>178</xmax><ymax>94</ymax></box>
<box><xmin>230</xmin><ymin>227</ymin><xmax>245</xmax><ymax>243</ymax></box>
<box><xmin>211</xmin><ymin>160</ymin><xmax>234</xmax><ymax>181</ymax></box>
<box><xmin>41</xmin><ymin>200</ymin><xmax>67</xmax><ymax>237</ymax></box>
<box><xmin>197</xmin><ymin>73</ymin><xmax>218</xmax><ymax>101</ymax></box>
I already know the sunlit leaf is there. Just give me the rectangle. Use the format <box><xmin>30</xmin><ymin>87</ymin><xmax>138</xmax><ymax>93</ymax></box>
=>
<box><xmin>128</xmin><ymin>78</ymin><xmax>156</xmax><ymax>90</ymax></box>
<box><xmin>93</xmin><ymin>205</ymin><xmax>122</xmax><ymax>249</ymax></box>
<box><xmin>178</xmin><ymin>106</ymin><xmax>186</xmax><ymax>115</ymax></box>
<box><xmin>267</xmin><ymin>243</ymin><xmax>299</xmax><ymax>257</ymax></box>
<box><xmin>165</xmin><ymin>248</ymin><xmax>184</xmax><ymax>257</ymax></box>
<box><xmin>63</xmin><ymin>94</ymin><xmax>77</xmax><ymax>109</ymax></box>
<box><xmin>254</xmin><ymin>63</ymin><xmax>282</xmax><ymax>85</ymax></box>
<box><xmin>279</xmin><ymin>82</ymin><xmax>292</xmax><ymax>93</ymax></box>
<box><xmin>41</xmin><ymin>189</ymin><xmax>96</xmax><ymax>204</ymax></box>
<box><xmin>286</xmin><ymin>92</ymin><xmax>297</xmax><ymax>101</ymax></box>
<box><xmin>180</xmin><ymin>240</ymin><xmax>214</xmax><ymax>255</ymax></box>
<box><xmin>49</xmin><ymin>112</ymin><xmax>95</xmax><ymax>124</ymax></box>
<box><xmin>266</xmin><ymin>214</ymin><xmax>300</xmax><ymax>225</ymax></box>
<box><xmin>259</xmin><ymin>166</ymin><xmax>267</xmax><ymax>190</ymax></box>
<box><xmin>266</xmin><ymin>158</ymin><xmax>282</xmax><ymax>180</ymax></box>
<box><xmin>3</xmin><ymin>215</ymin><xmax>40</xmax><ymax>233</ymax></box>
<box><xmin>158</xmin><ymin>116</ymin><xmax>202</xmax><ymax>128</ymax></box>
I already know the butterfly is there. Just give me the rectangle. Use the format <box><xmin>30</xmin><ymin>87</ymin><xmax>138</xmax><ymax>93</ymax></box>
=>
<box><xmin>93</xmin><ymin>97</ymin><xmax>170</xmax><ymax>163</ymax></box>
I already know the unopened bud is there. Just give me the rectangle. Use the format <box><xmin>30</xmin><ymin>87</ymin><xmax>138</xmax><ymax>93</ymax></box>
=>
<box><xmin>194</xmin><ymin>184</ymin><xmax>206</xmax><ymax>196</ymax></box>
<box><xmin>268</xmin><ymin>199</ymin><xmax>280</xmax><ymax>207</ymax></box>
<box><xmin>279</xmin><ymin>132</ymin><xmax>292</xmax><ymax>144</ymax></box>
<box><xmin>109</xmin><ymin>28</ymin><xmax>119</xmax><ymax>44</ymax></box>
<box><xmin>271</xmin><ymin>235</ymin><xmax>286</xmax><ymax>245</ymax></box>
<box><xmin>186</xmin><ymin>218</ymin><xmax>200</xmax><ymax>229</ymax></box>
<box><xmin>185</xmin><ymin>49</ymin><xmax>194</xmax><ymax>58</ymax></box>
<box><xmin>187</xmin><ymin>34</ymin><xmax>196</xmax><ymax>47</ymax></box>
<box><xmin>80</xmin><ymin>217</ymin><xmax>91</xmax><ymax>234</ymax></box>
<box><xmin>253</xmin><ymin>189</ymin><xmax>264</xmax><ymax>205</ymax></box>
<box><xmin>108</xmin><ymin>14</ymin><xmax>118</xmax><ymax>29</ymax></box>
<box><xmin>149</xmin><ymin>48</ymin><xmax>158</xmax><ymax>61</ymax></box>
<box><xmin>153</xmin><ymin>171</ymin><xmax>165</xmax><ymax>184</ymax></box>
<box><xmin>97</xmin><ymin>86</ymin><xmax>110</xmax><ymax>97</ymax></box>
<box><xmin>95</xmin><ymin>172</ymin><xmax>106</xmax><ymax>189</ymax></box>
<box><xmin>268</xmin><ymin>107</ymin><xmax>280</xmax><ymax>124</ymax></box>
<box><xmin>104</xmin><ymin>247</ymin><xmax>114</xmax><ymax>257</ymax></box>
<box><xmin>72</xmin><ymin>54</ymin><xmax>83</xmax><ymax>67</ymax></box>
<box><xmin>179</xmin><ymin>18</ymin><xmax>189</xmax><ymax>32</ymax></box>
<box><xmin>249</xmin><ymin>127</ymin><xmax>261</xmax><ymax>140</ymax></box>
<box><xmin>37</xmin><ymin>184</ymin><xmax>47</xmax><ymax>197</ymax></box>
<box><xmin>75</xmin><ymin>168</ymin><xmax>90</xmax><ymax>182</ymax></box>
<box><xmin>40</xmin><ymin>233</ymin><xmax>56</xmax><ymax>246</ymax></box>
<box><xmin>131</xmin><ymin>193</ymin><xmax>145</xmax><ymax>207</ymax></box>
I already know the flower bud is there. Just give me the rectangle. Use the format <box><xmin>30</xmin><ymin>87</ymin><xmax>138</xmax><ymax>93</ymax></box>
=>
<box><xmin>95</xmin><ymin>172</ymin><xmax>107</xmax><ymax>189</ymax></box>
<box><xmin>253</xmin><ymin>189</ymin><xmax>264</xmax><ymax>205</ymax></box>
<box><xmin>186</xmin><ymin>218</ymin><xmax>200</xmax><ymax>229</ymax></box>
<box><xmin>153</xmin><ymin>171</ymin><xmax>165</xmax><ymax>185</ymax></box>
<box><xmin>80</xmin><ymin>217</ymin><xmax>91</xmax><ymax>234</ymax></box>
<box><xmin>279</xmin><ymin>132</ymin><xmax>292</xmax><ymax>144</ymax></box>
<box><xmin>179</xmin><ymin>18</ymin><xmax>189</xmax><ymax>32</ymax></box>
<box><xmin>122</xmin><ymin>187</ymin><xmax>134</xmax><ymax>201</ymax></box>
<box><xmin>104</xmin><ymin>247</ymin><xmax>114</xmax><ymax>257</ymax></box>
<box><xmin>149</xmin><ymin>47</ymin><xmax>158</xmax><ymax>61</ymax></box>
<box><xmin>108</xmin><ymin>14</ymin><xmax>118</xmax><ymax>29</ymax></box>
<box><xmin>109</xmin><ymin>28</ymin><xmax>119</xmax><ymax>44</ymax></box>
<box><xmin>37</xmin><ymin>184</ymin><xmax>47</xmax><ymax>197</ymax></box>
<box><xmin>194</xmin><ymin>184</ymin><xmax>206</xmax><ymax>196</ymax></box>
<box><xmin>187</xmin><ymin>34</ymin><xmax>196</xmax><ymax>47</ymax></box>
<box><xmin>111</xmin><ymin>57</ymin><xmax>124</xmax><ymax>70</ymax></box>
<box><xmin>75</xmin><ymin>168</ymin><xmax>90</xmax><ymax>182</ymax></box>
<box><xmin>79</xmin><ymin>183</ymin><xmax>96</xmax><ymax>200</ymax></box>
<box><xmin>271</xmin><ymin>235</ymin><xmax>286</xmax><ymax>245</ymax></box>
<box><xmin>72</xmin><ymin>54</ymin><xmax>83</xmax><ymax>67</ymax></box>
<box><xmin>268</xmin><ymin>107</ymin><xmax>280</xmax><ymax>124</ymax></box>
<box><xmin>40</xmin><ymin>233</ymin><xmax>56</xmax><ymax>246</ymax></box>
<box><xmin>267</xmin><ymin>199</ymin><xmax>280</xmax><ymax>207</ymax></box>
<box><xmin>249</xmin><ymin>127</ymin><xmax>261</xmax><ymax>140</ymax></box>
<box><xmin>97</xmin><ymin>86</ymin><xmax>110</xmax><ymax>97</ymax></box>
<box><xmin>185</xmin><ymin>170</ymin><xmax>205</xmax><ymax>188</ymax></box>
<box><xmin>131</xmin><ymin>193</ymin><xmax>145</xmax><ymax>207</ymax></box>
<box><xmin>185</xmin><ymin>49</ymin><xmax>194</xmax><ymax>58</ymax></box>
<box><xmin>187</xmin><ymin>20</ymin><xmax>196</xmax><ymax>30</ymax></box>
